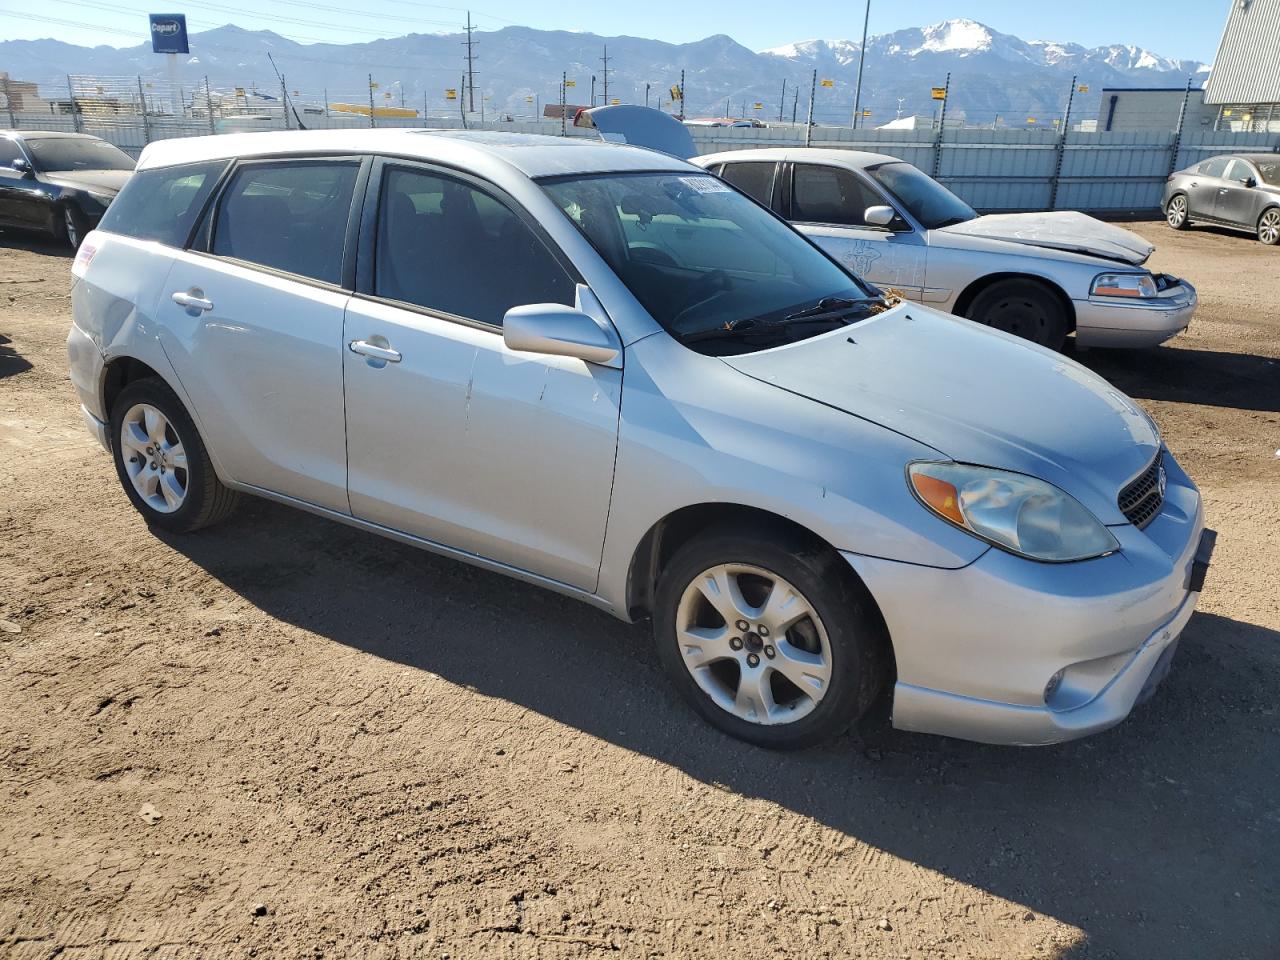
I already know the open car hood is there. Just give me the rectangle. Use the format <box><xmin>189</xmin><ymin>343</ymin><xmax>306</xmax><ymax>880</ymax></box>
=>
<box><xmin>936</xmin><ymin>211</ymin><xmax>1154</xmax><ymax>265</ymax></box>
<box><xmin>577</xmin><ymin>104</ymin><xmax>697</xmax><ymax>160</ymax></box>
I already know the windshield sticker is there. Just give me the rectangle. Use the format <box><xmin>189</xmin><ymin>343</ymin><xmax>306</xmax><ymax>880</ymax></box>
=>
<box><xmin>678</xmin><ymin>176</ymin><xmax>730</xmax><ymax>194</ymax></box>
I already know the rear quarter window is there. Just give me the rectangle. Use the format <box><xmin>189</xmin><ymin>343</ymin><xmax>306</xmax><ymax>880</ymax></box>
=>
<box><xmin>96</xmin><ymin>160</ymin><xmax>228</xmax><ymax>247</ymax></box>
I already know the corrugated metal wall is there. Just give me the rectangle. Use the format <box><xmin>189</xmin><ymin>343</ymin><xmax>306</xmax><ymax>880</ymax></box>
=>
<box><xmin>1203</xmin><ymin>0</ymin><xmax>1280</xmax><ymax>105</ymax></box>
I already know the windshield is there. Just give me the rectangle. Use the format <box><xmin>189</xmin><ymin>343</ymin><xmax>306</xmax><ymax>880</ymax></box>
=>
<box><xmin>542</xmin><ymin>172</ymin><xmax>869</xmax><ymax>352</ymax></box>
<box><xmin>866</xmin><ymin>161</ymin><xmax>975</xmax><ymax>229</ymax></box>
<box><xmin>25</xmin><ymin>137</ymin><xmax>135</xmax><ymax>173</ymax></box>
<box><xmin>1253</xmin><ymin>158</ymin><xmax>1280</xmax><ymax>186</ymax></box>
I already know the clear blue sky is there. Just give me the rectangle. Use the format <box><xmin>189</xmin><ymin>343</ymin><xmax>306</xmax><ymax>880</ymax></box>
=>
<box><xmin>2</xmin><ymin>0</ymin><xmax>1228</xmax><ymax>63</ymax></box>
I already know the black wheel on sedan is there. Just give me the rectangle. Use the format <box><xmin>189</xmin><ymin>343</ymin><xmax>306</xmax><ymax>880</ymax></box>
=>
<box><xmin>58</xmin><ymin>203</ymin><xmax>89</xmax><ymax>250</ymax></box>
<box><xmin>965</xmin><ymin>278</ymin><xmax>1068</xmax><ymax>350</ymax></box>
<box><xmin>109</xmin><ymin>377</ymin><xmax>240</xmax><ymax>533</ymax></box>
<box><xmin>1259</xmin><ymin>207</ymin><xmax>1280</xmax><ymax>246</ymax></box>
<box><xmin>1165</xmin><ymin>193</ymin><xmax>1191</xmax><ymax>231</ymax></box>
<box><xmin>653</xmin><ymin>526</ymin><xmax>889</xmax><ymax>749</ymax></box>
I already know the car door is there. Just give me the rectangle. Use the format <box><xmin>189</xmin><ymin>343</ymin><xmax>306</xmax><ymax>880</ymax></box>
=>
<box><xmin>342</xmin><ymin>159</ymin><xmax>622</xmax><ymax>591</ymax></box>
<box><xmin>0</xmin><ymin>138</ymin><xmax>47</xmax><ymax>229</ymax></box>
<box><xmin>1216</xmin><ymin>159</ymin><xmax>1260</xmax><ymax>227</ymax></box>
<box><xmin>785</xmin><ymin>161</ymin><xmax>926</xmax><ymax>299</ymax></box>
<box><xmin>154</xmin><ymin>156</ymin><xmax>365</xmax><ymax>514</ymax></box>
<box><xmin>1187</xmin><ymin>157</ymin><xmax>1230</xmax><ymax>219</ymax></box>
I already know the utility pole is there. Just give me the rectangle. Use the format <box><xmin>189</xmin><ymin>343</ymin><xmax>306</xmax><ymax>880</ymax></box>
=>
<box><xmin>1049</xmin><ymin>74</ymin><xmax>1078</xmax><ymax>211</ymax></box>
<box><xmin>852</xmin><ymin>0</ymin><xmax>871</xmax><ymax>128</ymax></box>
<box><xmin>560</xmin><ymin>71</ymin><xmax>567</xmax><ymax>137</ymax></box>
<box><xmin>600</xmin><ymin>44</ymin><xmax>610</xmax><ymax>106</ymax></box>
<box><xmin>678</xmin><ymin>69</ymin><xmax>685</xmax><ymax>121</ymax></box>
<box><xmin>805</xmin><ymin>69</ymin><xmax>816</xmax><ymax>146</ymax></box>
<box><xmin>931</xmin><ymin>71</ymin><xmax>950</xmax><ymax>178</ymax></box>
<box><xmin>459</xmin><ymin>73</ymin><xmax>467</xmax><ymax>128</ymax></box>
<box><xmin>463</xmin><ymin>11</ymin><xmax>477</xmax><ymax>114</ymax></box>
<box><xmin>645</xmin><ymin>82</ymin><xmax>650</xmax><ymax>108</ymax></box>
<box><xmin>896</xmin><ymin>96</ymin><xmax>905</xmax><ymax>119</ymax></box>
<box><xmin>590</xmin><ymin>75</ymin><xmax>596</xmax><ymax>108</ymax></box>
<box><xmin>367</xmin><ymin>74</ymin><xmax>376</xmax><ymax>128</ymax></box>
<box><xmin>792</xmin><ymin>87</ymin><xmax>799</xmax><ymax>123</ymax></box>
<box><xmin>778</xmin><ymin>78</ymin><xmax>786</xmax><ymax>122</ymax></box>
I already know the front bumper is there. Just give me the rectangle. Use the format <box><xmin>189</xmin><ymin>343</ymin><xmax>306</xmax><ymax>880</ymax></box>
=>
<box><xmin>844</xmin><ymin>454</ymin><xmax>1211</xmax><ymax>745</ymax></box>
<box><xmin>1073</xmin><ymin>277</ymin><xmax>1197</xmax><ymax>349</ymax></box>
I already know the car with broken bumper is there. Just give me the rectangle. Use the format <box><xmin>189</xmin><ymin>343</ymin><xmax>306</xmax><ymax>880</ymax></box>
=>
<box><xmin>67</xmin><ymin>129</ymin><xmax>1213</xmax><ymax>748</ymax></box>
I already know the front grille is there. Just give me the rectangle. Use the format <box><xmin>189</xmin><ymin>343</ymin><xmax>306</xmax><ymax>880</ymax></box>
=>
<box><xmin>1118</xmin><ymin>453</ymin><xmax>1164</xmax><ymax>528</ymax></box>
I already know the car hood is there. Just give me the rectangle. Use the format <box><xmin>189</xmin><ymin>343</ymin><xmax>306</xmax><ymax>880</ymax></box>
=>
<box><xmin>42</xmin><ymin>169</ymin><xmax>132</xmax><ymax>194</ymax></box>
<box><xmin>720</xmin><ymin>303</ymin><xmax>1159</xmax><ymax>524</ymax></box>
<box><xmin>936</xmin><ymin>211</ymin><xmax>1153</xmax><ymax>265</ymax></box>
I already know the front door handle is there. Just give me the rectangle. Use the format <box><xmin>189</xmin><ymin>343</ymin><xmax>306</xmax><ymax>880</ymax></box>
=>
<box><xmin>348</xmin><ymin>339</ymin><xmax>402</xmax><ymax>363</ymax></box>
<box><xmin>171</xmin><ymin>289</ymin><xmax>214</xmax><ymax>312</ymax></box>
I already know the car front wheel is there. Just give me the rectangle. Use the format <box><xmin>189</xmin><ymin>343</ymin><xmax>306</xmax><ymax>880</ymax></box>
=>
<box><xmin>1259</xmin><ymin>207</ymin><xmax>1280</xmax><ymax>246</ymax></box>
<box><xmin>1166</xmin><ymin>194</ymin><xmax>1190</xmax><ymax>230</ymax></box>
<box><xmin>653</xmin><ymin>528</ymin><xmax>888</xmax><ymax>749</ymax></box>
<box><xmin>965</xmin><ymin>278</ymin><xmax>1068</xmax><ymax>350</ymax></box>
<box><xmin>58</xmin><ymin>203</ymin><xmax>89</xmax><ymax>250</ymax></box>
<box><xmin>109</xmin><ymin>377</ymin><xmax>240</xmax><ymax>533</ymax></box>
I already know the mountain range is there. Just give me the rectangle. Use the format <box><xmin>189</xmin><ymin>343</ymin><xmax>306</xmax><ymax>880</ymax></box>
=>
<box><xmin>0</xmin><ymin>18</ymin><xmax>1209</xmax><ymax>125</ymax></box>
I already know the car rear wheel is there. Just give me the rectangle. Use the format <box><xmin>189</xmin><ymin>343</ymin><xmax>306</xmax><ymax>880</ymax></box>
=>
<box><xmin>653</xmin><ymin>528</ymin><xmax>888</xmax><ymax>749</ymax></box>
<box><xmin>58</xmin><ymin>203</ymin><xmax>89</xmax><ymax>250</ymax></box>
<box><xmin>1258</xmin><ymin>208</ymin><xmax>1280</xmax><ymax>246</ymax></box>
<box><xmin>1165</xmin><ymin>194</ymin><xmax>1190</xmax><ymax>231</ymax></box>
<box><xmin>965</xmin><ymin>278</ymin><xmax>1068</xmax><ymax>350</ymax></box>
<box><xmin>109</xmin><ymin>377</ymin><xmax>240</xmax><ymax>533</ymax></box>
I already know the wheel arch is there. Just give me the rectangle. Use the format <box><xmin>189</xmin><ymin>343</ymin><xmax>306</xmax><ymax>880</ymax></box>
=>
<box><xmin>952</xmin><ymin>272</ymin><xmax>1076</xmax><ymax>335</ymax></box>
<box><xmin>101</xmin><ymin>355</ymin><xmax>168</xmax><ymax>425</ymax></box>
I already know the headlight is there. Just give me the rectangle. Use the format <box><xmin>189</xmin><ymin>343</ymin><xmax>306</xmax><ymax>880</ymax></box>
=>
<box><xmin>907</xmin><ymin>462</ymin><xmax>1119</xmax><ymax>562</ymax></box>
<box><xmin>1091</xmin><ymin>273</ymin><xmax>1157</xmax><ymax>298</ymax></box>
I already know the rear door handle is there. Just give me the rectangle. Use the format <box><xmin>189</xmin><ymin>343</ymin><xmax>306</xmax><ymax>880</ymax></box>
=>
<box><xmin>171</xmin><ymin>290</ymin><xmax>214</xmax><ymax>312</ymax></box>
<box><xmin>348</xmin><ymin>339</ymin><xmax>402</xmax><ymax>363</ymax></box>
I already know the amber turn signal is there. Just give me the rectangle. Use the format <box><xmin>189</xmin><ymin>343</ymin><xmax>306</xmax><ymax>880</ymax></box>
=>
<box><xmin>910</xmin><ymin>472</ymin><xmax>966</xmax><ymax>527</ymax></box>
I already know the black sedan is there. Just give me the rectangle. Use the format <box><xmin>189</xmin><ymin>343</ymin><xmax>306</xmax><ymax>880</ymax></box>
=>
<box><xmin>1164</xmin><ymin>153</ymin><xmax>1280</xmax><ymax>246</ymax></box>
<box><xmin>0</xmin><ymin>131</ymin><xmax>135</xmax><ymax>249</ymax></box>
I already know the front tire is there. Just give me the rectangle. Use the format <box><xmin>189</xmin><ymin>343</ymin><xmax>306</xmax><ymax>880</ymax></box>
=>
<box><xmin>109</xmin><ymin>377</ymin><xmax>239</xmax><ymax>533</ymax></box>
<box><xmin>1165</xmin><ymin>193</ymin><xmax>1190</xmax><ymax>231</ymax></box>
<box><xmin>653</xmin><ymin>528</ymin><xmax>888</xmax><ymax>749</ymax></box>
<box><xmin>1258</xmin><ymin>207</ymin><xmax>1280</xmax><ymax>246</ymax></box>
<box><xmin>965</xmin><ymin>278</ymin><xmax>1068</xmax><ymax>350</ymax></box>
<box><xmin>58</xmin><ymin>203</ymin><xmax>89</xmax><ymax>250</ymax></box>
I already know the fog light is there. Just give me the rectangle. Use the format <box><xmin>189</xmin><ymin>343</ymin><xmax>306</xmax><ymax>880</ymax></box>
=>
<box><xmin>1044</xmin><ymin>670</ymin><xmax>1065</xmax><ymax>703</ymax></box>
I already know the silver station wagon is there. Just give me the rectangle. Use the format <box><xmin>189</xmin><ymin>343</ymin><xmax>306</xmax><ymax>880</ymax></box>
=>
<box><xmin>67</xmin><ymin>129</ymin><xmax>1215</xmax><ymax>748</ymax></box>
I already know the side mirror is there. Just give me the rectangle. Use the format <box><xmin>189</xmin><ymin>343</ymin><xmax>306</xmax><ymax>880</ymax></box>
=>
<box><xmin>11</xmin><ymin>158</ymin><xmax>33</xmax><ymax>177</ymax></box>
<box><xmin>503</xmin><ymin>303</ymin><xmax>622</xmax><ymax>366</ymax></box>
<box><xmin>864</xmin><ymin>205</ymin><xmax>896</xmax><ymax>227</ymax></box>
<box><xmin>1244</xmin><ymin>176</ymin><xmax>1257</xmax><ymax>188</ymax></box>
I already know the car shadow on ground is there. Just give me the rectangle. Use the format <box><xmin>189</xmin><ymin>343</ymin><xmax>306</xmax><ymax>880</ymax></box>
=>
<box><xmin>161</xmin><ymin>499</ymin><xmax>1280</xmax><ymax>960</ymax></box>
<box><xmin>0</xmin><ymin>333</ymin><xmax>34</xmax><ymax>379</ymax></box>
<box><xmin>0</xmin><ymin>230</ymin><xmax>73</xmax><ymax>258</ymax></box>
<box><xmin>1071</xmin><ymin>342</ymin><xmax>1280</xmax><ymax>413</ymax></box>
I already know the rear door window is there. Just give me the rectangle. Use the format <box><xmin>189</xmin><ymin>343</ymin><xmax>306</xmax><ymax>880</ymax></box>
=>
<box><xmin>1223</xmin><ymin>159</ymin><xmax>1254</xmax><ymax>183</ymax></box>
<box><xmin>1199</xmin><ymin>157</ymin><xmax>1230</xmax><ymax>177</ymax></box>
<box><xmin>718</xmin><ymin>162</ymin><xmax>777</xmax><ymax>207</ymax></box>
<box><xmin>211</xmin><ymin>160</ymin><xmax>359</xmax><ymax>285</ymax></box>
<box><xmin>96</xmin><ymin>160</ymin><xmax>227</xmax><ymax>246</ymax></box>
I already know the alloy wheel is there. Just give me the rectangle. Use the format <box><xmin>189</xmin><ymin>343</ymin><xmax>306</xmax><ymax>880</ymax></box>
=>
<box><xmin>119</xmin><ymin>403</ymin><xmax>189</xmax><ymax>513</ymax></box>
<box><xmin>1167</xmin><ymin>195</ymin><xmax>1187</xmax><ymax>228</ymax></box>
<box><xmin>674</xmin><ymin>563</ymin><xmax>832</xmax><ymax>725</ymax></box>
<box><xmin>1260</xmin><ymin>209</ymin><xmax>1280</xmax><ymax>245</ymax></box>
<box><xmin>63</xmin><ymin>207</ymin><xmax>80</xmax><ymax>248</ymax></box>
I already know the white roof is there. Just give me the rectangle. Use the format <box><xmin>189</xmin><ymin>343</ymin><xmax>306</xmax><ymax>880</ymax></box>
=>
<box><xmin>693</xmin><ymin>147</ymin><xmax>905</xmax><ymax>170</ymax></box>
<box><xmin>137</xmin><ymin>128</ymin><xmax>695</xmax><ymax>179</ymax></box>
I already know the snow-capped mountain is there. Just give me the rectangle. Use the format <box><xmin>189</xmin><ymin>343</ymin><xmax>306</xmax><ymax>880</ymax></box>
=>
<box><xmin>0</xmin><ymin>18</ymin><xmax>1208</xmax><ymax>125</ymax></box>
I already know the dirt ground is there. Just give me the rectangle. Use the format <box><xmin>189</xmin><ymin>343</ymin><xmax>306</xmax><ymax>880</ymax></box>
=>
<box><xmin>1</xmin><ymin>220</ymin><xmax>1277</xmax><ymax>960</ymax></box>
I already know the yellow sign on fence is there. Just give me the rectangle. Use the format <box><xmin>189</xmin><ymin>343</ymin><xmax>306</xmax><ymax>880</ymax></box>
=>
<box><xmin>820</xmin><ymin>78</ymin><xmax>834</xmax><ymax>88</ymax></box>
<box><xmin>931</xmin><ymin>87</ymin><xmax>946</xmax><ymax>100</ymax></box>
<box><xmin>669</xmin><ymin>84</ymin><xmax>681</xmax><ymax>100</ymax></box>
<box><xmin>565</xmin><ymin>79</ymin><xmax>577</xmax><ymax>88</ymax></box>
<box><xmin>444</xmin><ymin>88</ymin><xmax>457</xmax><ymax>100</ymax></box>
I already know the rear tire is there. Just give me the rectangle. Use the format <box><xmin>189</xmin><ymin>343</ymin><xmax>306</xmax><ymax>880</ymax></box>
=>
<box><xmin>1165</xmin><ymin>193</ymin><xmax>1190</xmax><ymax>231</ymax></box>
<box><xmin>109</xmin><ymin>377</ymin><xmax>239</xmax><ymax>533</ymax></box>
<box><xmin>653</xmin><ymin>527</ymin><xmax>888</xmax><ymax>750</ymax></box>
<box><xmin>1258</xmin><ymin>207</ymin><xmax>1280</xmax><ymax>246</ymax></box>
<box><xmin>965</xmin><ymin>278</ymin><xmax>1068</xmax><ymax>350</ymax></box>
